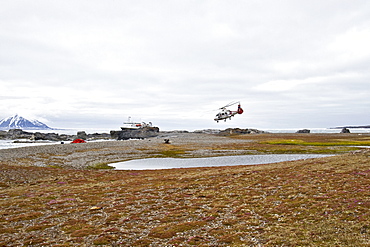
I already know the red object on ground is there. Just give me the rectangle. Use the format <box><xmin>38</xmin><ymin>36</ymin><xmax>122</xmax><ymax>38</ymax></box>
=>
<box><xmin>71</xmin><ymin>139</ymin><xmax>86</xmax><ymax>143</ymax></box>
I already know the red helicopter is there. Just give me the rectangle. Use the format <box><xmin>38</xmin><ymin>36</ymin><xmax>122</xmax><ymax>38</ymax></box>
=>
<box><xmin>214</xmin><ymin>102</ymin><xmax>244</xmax><ymax>122</ymax></box>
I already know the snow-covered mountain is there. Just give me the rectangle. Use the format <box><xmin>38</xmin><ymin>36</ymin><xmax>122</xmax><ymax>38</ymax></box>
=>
<box><xmin>0</xmin><ymin>114</ymin><xmax>52</xmax><ymax>130</ymax></box>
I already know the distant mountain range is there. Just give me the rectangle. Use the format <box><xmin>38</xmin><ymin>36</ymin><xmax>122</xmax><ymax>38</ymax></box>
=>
<box><xmin>0</xmin><ymin>114</ymin><xmax>52</xmax><ymax>130</ymax></box>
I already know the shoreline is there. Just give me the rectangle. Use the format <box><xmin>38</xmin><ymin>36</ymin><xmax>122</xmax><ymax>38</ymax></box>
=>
<box><xmin>0</xmin><ymin>133</ymin><xmax>250</xmax><ymax>169</ymax></box>
<box><xmin>1</xmin><ymin>132</ymin><xmax>369</xmax><ymax>169</ymax></box>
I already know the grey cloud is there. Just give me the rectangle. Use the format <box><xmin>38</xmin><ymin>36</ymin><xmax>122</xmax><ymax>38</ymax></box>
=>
<box><xmin>1</xmin><ymin>0</ymin><xmax>370</xmax><ymax>130</ymax></box>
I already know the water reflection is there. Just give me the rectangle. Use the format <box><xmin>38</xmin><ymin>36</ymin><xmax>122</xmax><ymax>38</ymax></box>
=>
<box><xmin>112</xmin><ymin>154</ymin><xmax>333</xmax><ymax>170</ymax></box>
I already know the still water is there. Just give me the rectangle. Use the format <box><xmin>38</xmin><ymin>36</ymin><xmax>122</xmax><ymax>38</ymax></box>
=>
<box><xmin>112</xmin><ymin>154</ymin><xmax>333</xmax><ymax>170</ymax></box>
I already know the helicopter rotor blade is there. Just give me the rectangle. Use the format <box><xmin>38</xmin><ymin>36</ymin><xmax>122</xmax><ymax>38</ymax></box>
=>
<box><xmin>222</xmin><ymin>101</ymin><xmax>240</xmax><ymax>108</ymax></box>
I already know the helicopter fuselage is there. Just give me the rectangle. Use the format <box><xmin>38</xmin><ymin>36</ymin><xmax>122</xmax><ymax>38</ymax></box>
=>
<box><xmin>214</xmin><ymin>108</ymin><xmax>238</xmax><ymax>122</ymax></box>
<box><xmin>214</xmin><ymin>103</ymin><xmax>243</xmax><ymax>122</ymax></box>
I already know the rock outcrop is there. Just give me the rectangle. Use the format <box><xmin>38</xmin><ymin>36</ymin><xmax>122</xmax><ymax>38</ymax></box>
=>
<box><xmin>0</xmin><ymin>129</ymin><xmax>111</xmax><ymax>141</ymax></box>
<box><xmin>77</xmin><ymin>131</ymin><xmax>87</xmax><ymax>140</ymax></box>
<box><xmin>110</xmin><ymin>127</ymin><xmax>160</xmax><ymax>140</ymax></box>
<box><xmin>341</xmin><ymin>128</ymin><xmax>351</xmax><ymax>133</ymax></box>
<box><xmin>194</xmin><ymin>129</ymin><xmax>221</xmax><ymax>134</ymax></box>
<box><xmin>217</xmin><ymin>128</ymin><xmax>267</xmax><ymax>136</ymax></box>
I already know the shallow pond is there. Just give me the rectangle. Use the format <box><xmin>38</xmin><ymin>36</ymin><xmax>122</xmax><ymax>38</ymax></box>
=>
<box><xmin>112</xmin><ymin>154</ymin><xmax>333</xmax><ymax>170</ymax></box>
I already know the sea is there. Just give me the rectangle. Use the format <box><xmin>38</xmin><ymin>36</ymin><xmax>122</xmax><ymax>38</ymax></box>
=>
<box><xmin>263</xmin><ymin>128</ymin><xmax>370</xmax><ymax>134</ymax></box>
<box><xmin>1</xmin><ymin>128</ymin><xmax>370</xmax><ymax>150</ymax></box>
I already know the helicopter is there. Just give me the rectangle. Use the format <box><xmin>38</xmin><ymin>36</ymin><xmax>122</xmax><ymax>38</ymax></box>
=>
<box><xmin>214</xmin><ymin>101</ymin><xmax>244</xmax><ymax>122</ymax></box>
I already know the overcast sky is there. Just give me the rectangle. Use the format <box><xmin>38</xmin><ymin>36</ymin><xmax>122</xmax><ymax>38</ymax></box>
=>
<box><xmin>1</xmin><ymin>0</ymin><xmax>369</xmax><ymax>131</ymax></box>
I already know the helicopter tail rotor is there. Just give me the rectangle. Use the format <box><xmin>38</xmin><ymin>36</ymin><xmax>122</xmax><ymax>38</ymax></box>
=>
<box><xmin>237</xmin><ymin>104</ymin><xmax>244</xmax><ymax>114</ymax></box>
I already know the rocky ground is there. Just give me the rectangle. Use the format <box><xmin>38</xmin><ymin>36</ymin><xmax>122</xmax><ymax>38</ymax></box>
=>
<box><xmin>0</xmin><ymin>132</ymin><xmax>369</xmax><ymax>246</ymax></box>
<box><xmin>0</xmin><ymin>129</ymin><xmax>112</xmax><ymax>142</ymax></box>
<box><xmin>0</xmin><ymin>133</ymin><xmax>252</xmax><ymax>169</ymax></box>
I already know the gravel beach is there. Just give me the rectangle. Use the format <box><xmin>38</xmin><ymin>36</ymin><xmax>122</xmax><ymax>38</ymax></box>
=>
<box><xmin>0</xmin><ymin>133</ymin><xmax>252</xmax><ymax>169</ymax></box>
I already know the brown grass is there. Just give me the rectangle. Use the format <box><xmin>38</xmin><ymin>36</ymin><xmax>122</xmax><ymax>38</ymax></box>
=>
<box><xmin>0</xmin><ymin>133</ymin><xmax>369</xmax><ymax>246</ymax></box>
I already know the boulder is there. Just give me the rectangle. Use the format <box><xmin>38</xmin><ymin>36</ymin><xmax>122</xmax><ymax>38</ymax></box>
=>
<box><xmin>110</xmin><ymin>127</ymin><xmax>160</xmax><ymax>140</ymax></box>
<box><xmin>296</xmin><ymin>129</ymin><xmax>310</xmax><ymax>133</ymax></box>
<box><xmin>341</xmin><ymin>128</ymin><xmax>350</xmax><ymax>133</ymax></box>
<box><xmin>43</xmin><ymin>133</ymin><xmax>62</xmax><ymax>141</ymax></box>
<box><xmin>87</xmin><ymin>133</ymin><xmax>111</xmax><ymax>140</ymax></box>
<box><xmin>59</xmin><ymin>134</ymin><xmax>72</xmax><ymax>141</ymax></box>
<box><xmin>7</xmin><ymin>129</ymin><xmax>33</xmax><ymax>139</ymax></box>
<box><xmin>0</xmin><ymin>131</ymin><xmax>7</xmax><ymax>139</ymax></box>
<box><xmin>77</xmin><ymin>131</ymin><xmax>87</xmax><ymax>140</ymax></box>
<box><xmin>29</xmin><ymin>132</ymin><xmax>62</xmax><ymax>141</ymax></box>
<box><xmin>31</xmin><ymin>132</ymin><xmax>46</xmax><ymax>140</ymax></box>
